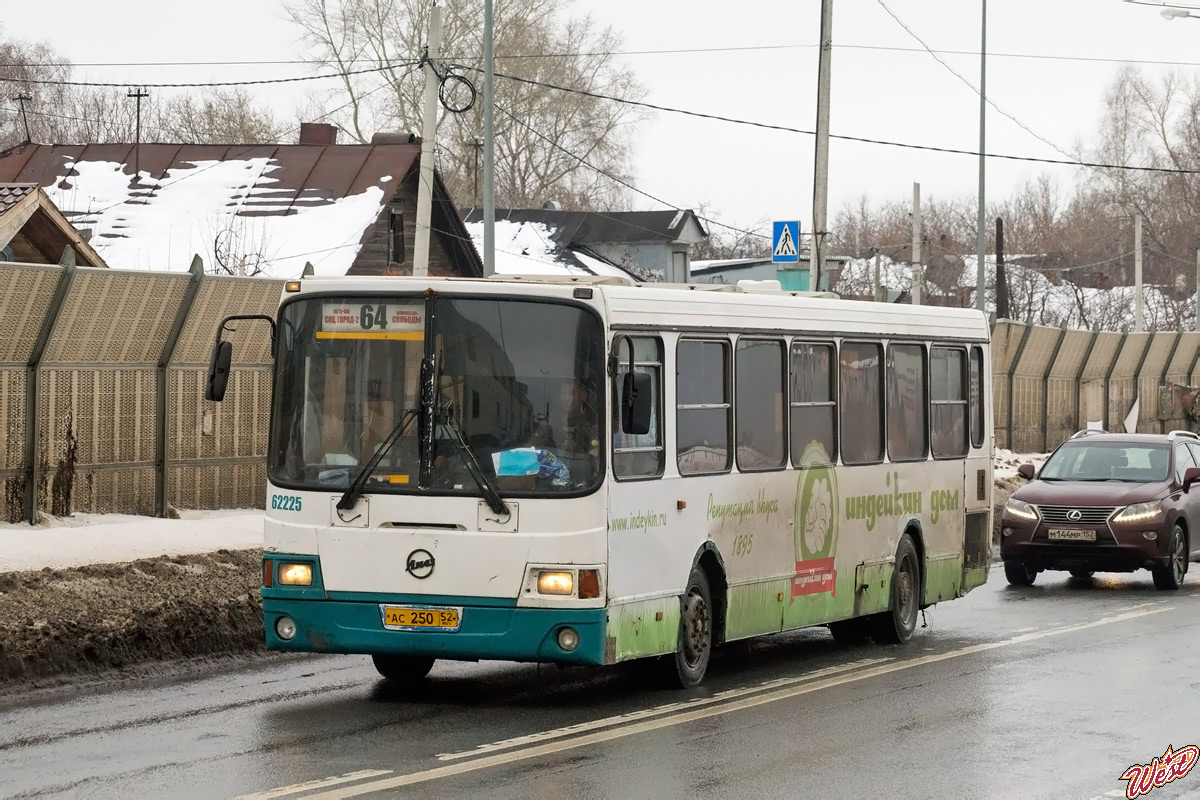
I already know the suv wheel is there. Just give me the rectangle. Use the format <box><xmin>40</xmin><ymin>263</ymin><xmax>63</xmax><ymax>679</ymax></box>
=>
<box><xmin>1004</xmin><ymin>559</ymin><xmax>1037</xmax><ymax>587</ymax></box>
<box><xmin>1152</xmin><ymin>525</ymin><xmax>1187</xmax><ymax>591</ymax></box>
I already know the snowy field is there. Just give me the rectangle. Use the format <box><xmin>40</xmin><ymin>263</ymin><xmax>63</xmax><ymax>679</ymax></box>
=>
<box><xmin>1</xmin><ymin>450</ymin><xmax>1049</xmax><ymax>574</ymax></box>
<box><xmin>0</xmin><ymin>509</ymin><xmax>263</xmax><ymax>573</ymax></box>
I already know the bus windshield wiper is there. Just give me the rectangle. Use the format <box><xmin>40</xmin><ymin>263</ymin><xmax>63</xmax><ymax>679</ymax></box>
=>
<box><xmin>436</xmin><ymin>398</ymin><xmax>510</xmax><ymax>517</ymax></box>
<box><xmin>336</xmin><ymin>407</ymin><xmax>418</xmax><ymax>511</ymax></box>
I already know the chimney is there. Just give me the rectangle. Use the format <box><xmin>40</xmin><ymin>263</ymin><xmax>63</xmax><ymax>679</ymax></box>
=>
<box><xmin>371</xmin><ymin>131</ymin><xmax>420</xmax><ymax>145</ymax></box>
<box><xmin>299</xmin><ymin>122</ymin><xmax>338</xmax><ymax>146</ymax></box>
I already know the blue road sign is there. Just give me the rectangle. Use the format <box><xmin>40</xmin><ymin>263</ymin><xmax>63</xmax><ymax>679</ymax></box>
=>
<box><xmin>772</xmin><ymin>221</ymin><xmax>800</xmax><ymax>263</ymax></box>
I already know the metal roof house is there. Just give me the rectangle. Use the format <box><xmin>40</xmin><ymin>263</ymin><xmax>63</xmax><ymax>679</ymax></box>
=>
<box><xmin>0</xmin><ymin>125</ymin><xmax>481</xmax><ymax>279</ymax></box>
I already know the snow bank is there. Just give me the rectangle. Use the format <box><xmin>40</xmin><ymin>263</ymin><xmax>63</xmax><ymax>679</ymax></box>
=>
<box><xmin>0</xmin><ymin>510</ymin><xmax>263</xmax><ymax>572</ymax></box>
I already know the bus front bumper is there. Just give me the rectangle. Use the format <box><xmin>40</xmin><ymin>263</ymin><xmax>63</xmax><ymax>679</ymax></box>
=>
<box><xmin>264</xmin><ymin>598</ymin><xmax>608</xmax><ymax>666</ymax></box>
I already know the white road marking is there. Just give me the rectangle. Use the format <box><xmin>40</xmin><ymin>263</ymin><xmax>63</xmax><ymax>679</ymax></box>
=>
<box><xmin>436</xmin><ymin>656</ymin><xmax>894</xmax><ymax>761</ymax></box>
<box><xmin>231</xmin><ymin>770</ymin><xmax>393</xmax><ymax>799</ymax></box>
<box><xmin>301</xmin><ymin>605</ymin><xmax>1171</xmax><ymax>798</ymax></box>
<box><xmin>1011</xmin><ymin>627</ymin><xmax>1037</xmax><ymax>633</ymax></box>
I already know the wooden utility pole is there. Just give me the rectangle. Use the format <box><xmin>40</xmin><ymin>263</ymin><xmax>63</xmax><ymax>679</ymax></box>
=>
<box><xmin>995</xmin><ymin>217</ymin><xmax>1010</xmax><ymax>320</ymax></box>
<box><xmin>127</xmin><ymin>87</ymin><xmax>150</xmax><ymax>177</ymax></box>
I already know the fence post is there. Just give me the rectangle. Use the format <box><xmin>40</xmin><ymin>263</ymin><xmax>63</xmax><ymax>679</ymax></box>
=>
<box><xmin>1102</xmin><ymin>330</ymin><xmax>1130</xmax><ymax>432</ymax></box>
<box><xmin>1158</xmin><ymin>328</ymin><xmax>1184</xmax><ymax>433</ymax></box>
<box><xmin>1074</xmin><ymin>327</ymin><xmax>1101</xmax><ymax>432</ymax></box>
<box><xmin>1040</xmin><ymin>323</ymin><xmax>1069</xmax><ymax>452</ymax></box>
<box><xmin>1005</xmin><ymin>323</ymin><xmax>1034</xmax><ymax>452</ymax></box>
<box><xmin>1128</xmin><ymin>332</ymin><xmax>1155</xmax><ymax>433</ymax></box>
<box><xmin>22</xmin><ymin>248</ymin><xmax>77</xmax><ymax>523</ymax></box>
<box><xmin>156</xmin><ymin>256</ymin><xmax>205</xmax><ymax>517</ymax></box>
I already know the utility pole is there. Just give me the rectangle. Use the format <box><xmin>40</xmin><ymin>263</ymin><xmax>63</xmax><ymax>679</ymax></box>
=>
<box><xmin>412</xmin><ymin>5</ymin><xmax>442</xmax><ymax>278</ymax></box>
<box><xmin>873</xmin><ymin>249</ymin><xmax>882</xmax><ymax>302</ymax></box>
<box><xmin>1194</xmin><ymin>248</ymin><xmax>1199</xmax><ymax>332</ymax></box>
<box><xmin>912</xmin><ymin>182</ymin><xmax>922</xmax><ymax>305</ymax></box>
<box><xmin>470</xmin><ymin>136</ymin><xmax>484</xmax><ymax>207</ymax></box>
<box><xmin>811</xmin><ymin>0</ymin><xmax>833</xmax><ymax>293</ymax></box>
<box><xmin>127</xmin><ymin>87</ymin><xmax>149</xmax><ymax>177</ymax></box>
<box><xmin>1135</xmin><ymin>212</ymin><xmax>1144</xmax><ymax>332</ymax></box>
<box><xmin>483</xmin><ymin>0</ymin><xmax>496</xmax><ymax>277</ymax></box>
<box><xmin>975</xmin><ymin>0</ymin><xmax>988</xmax><ymax>312</ymax></box>
<box><xmin>995</xmin><ymin>216</ymin><xmax>1010</xmax><ymax>320</ymax></box>
<box><xmin>14</xmin><ymin>93</ymin><xmax>32</xmax><ymax>143</ymax></box>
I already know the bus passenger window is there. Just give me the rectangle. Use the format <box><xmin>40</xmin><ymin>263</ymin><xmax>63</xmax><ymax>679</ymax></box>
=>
<box><xmin>612</xmin><ymin>337</ymin><xmax>664</xmax><ymax>480</ymax></box>
<box><xmin>970</xmin><ymin>346</ymin><xmax>985</xmax><ymax>449</ymax></box>
<box><xmin>932</xmin><ymin>347</ymin><xmax>969</xmax><ymax>458</ymax></box>
<box><xmin>887</xmin><ymin>344</ymin><xmax>928</xmax><ymax>462</ymax></box>
<box><xmin>736</xmin><ymin>339</ymin><xmax>786</xmax><ymax>471</ymax></box>
<box><xmin>677</xmin><ymin>339</ymin><xmax>731</xmax><ymax>475</ymax></box>
<box><xmin>790</xmin><ymin>342</ymin><xmax>837</xmax><ymax>465</ymax></box>
<box><xmin>840</xmin><ymin>342</ymin><xmax>884</xmax><ymax>465</ymax></box>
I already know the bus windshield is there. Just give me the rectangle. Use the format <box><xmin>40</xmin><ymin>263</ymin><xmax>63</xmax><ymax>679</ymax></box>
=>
<box><xmin>269</xmin><ymin>295</ymin><xmax>605</xmax><ymax>497</ymax></box>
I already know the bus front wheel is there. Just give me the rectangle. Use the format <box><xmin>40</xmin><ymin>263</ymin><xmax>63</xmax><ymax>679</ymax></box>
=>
<box><xmin>372</xmin><ymin>654</ymin><xmax>436</xmax><ymax>682</ymax></box>
<box><xmin>672</xmin><ymin>565</ymin><xmax>713</xmax><ymax>688</ymax></box>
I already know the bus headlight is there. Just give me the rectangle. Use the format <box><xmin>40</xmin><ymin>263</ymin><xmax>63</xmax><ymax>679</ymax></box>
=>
<box><xmin>278</xmin><ymin>563</ymin><xmax>313</xmax><ymax>586</ymax></box>
<box><xmin>537</xmin><ymin>571</ymin><xmax>574</xmax><ymax>595</ymax></box>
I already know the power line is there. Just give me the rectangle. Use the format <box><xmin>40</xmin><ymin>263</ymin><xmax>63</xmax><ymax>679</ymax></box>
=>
<box><xmin>12</xmin><ymin>41</ymin><xmax>1200</xmax><ymax>68</ymax></box>
<box><xmin>876</xmin><ymin>0</ymin><xmax>1090</xmax><ymax>171</ymax></box>
<box><xmin>493</xmin><ymin>101</ymin><xmax>768</xmax><ymax>241</ymax></box>
<box><xmin>472</xmin><ymin>66</ymin><xmax>1200</xmax><ymax>176</ymax></box>
<box><xmin>0</xmin><ymin>62</ymin><xmax>419</xmax><ymax>89</ymax></box>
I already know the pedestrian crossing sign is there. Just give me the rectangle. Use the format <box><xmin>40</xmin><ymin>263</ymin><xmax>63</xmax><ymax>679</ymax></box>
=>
<box><xmin>772</xmin><ymin>221</ymin><xmax>800</xmax><ymax>263</ymax></box>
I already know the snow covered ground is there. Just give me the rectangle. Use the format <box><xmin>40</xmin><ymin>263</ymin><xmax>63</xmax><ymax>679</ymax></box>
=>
<box><xmin>0</xmin><ymin>450</ymin><xmax>1048</xmax><ymax>574</ymax></box>
<box><xmin>0</xmin><ymin>509</ymin><xmax>263</xmax><ymax>573</ymax></box>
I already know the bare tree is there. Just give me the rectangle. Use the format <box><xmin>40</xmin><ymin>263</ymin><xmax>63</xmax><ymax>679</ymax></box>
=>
<box><xmin>154</xmin><ymin>88</ymin><xmax>287</xmax><ymax>144</ymax></box>
<box><xmin>286</xmin><ymin>0</ymin><xmax>647</xmax><ymax>209</ymax></box>
<box><xmin>689</xmin><ymin>203</ymin><xmax>769</xmax><ymax>261</ymax></box>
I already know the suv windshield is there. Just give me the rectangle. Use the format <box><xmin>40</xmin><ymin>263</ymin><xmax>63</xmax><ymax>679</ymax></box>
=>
<box><xmin>1039</xmin><ymin>441</ymin><xmax>1169</xmax><ymax>482</ymax></box>
<box><xmin>269</xmin><ymin>295</ymin><xmax>605</xmax><ymax>497</ymax></box>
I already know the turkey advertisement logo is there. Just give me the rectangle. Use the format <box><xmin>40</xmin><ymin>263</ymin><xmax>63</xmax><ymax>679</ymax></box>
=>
<box><xmin>792</xmin><ymin>440</ymin><xmax>838</xmax><ymax>601</ymax></box>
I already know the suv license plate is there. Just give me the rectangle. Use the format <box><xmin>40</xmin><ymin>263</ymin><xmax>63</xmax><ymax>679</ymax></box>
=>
<box><xmin>1047</xmin><ymin>529</ymin><xmax>1097</xmax><ymax>541</ymax></box>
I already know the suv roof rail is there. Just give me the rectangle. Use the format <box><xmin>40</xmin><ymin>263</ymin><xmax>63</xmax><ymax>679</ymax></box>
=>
<box><xmin>1168</xmin><ymin>429</ymin><xmax>1199</xmax><ymax>440</ymax></box>
<box><xmin>1070</xmin><ymin>428</ymin><xmax>1108</xmax><ymax>438</ymax></box>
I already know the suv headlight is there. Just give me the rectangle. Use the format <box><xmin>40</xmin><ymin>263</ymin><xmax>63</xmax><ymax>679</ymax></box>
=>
<box><xmin>1113</xmin><ymin>502</ymin><xmax>1162</xmax><ymax>524</ymax></box>
<box><xmin>1004</xmin><ymin>498</ymin><xmax>1039</xmax><ymax>521</ymax></box>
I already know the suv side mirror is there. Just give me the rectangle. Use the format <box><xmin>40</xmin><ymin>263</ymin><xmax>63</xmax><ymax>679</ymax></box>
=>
<box><xmin>1017</xmin><ymin>463</ymin><xmax>1036</xmax><ymax>480</ymax></box>
<box><xmin>1184</xmin><ymin>466</ymin><xmax>1200</xmax><ymax>489</ymax></box>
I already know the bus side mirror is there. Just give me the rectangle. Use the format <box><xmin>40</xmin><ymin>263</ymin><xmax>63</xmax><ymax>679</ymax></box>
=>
<box><xmin>206</xmin><ymin>340</ymin><xmax>233</xmax><ymax>402</ymax></box>
<box><xmin>622</xmin><ymin>371</ymin><xmax>652</xmax><ymax>435</ymax></box>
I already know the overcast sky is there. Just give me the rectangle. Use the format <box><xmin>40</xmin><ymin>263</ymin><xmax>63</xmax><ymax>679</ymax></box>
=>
<box><xmin>8</xmin><ymin>0</ymin><xmax>1200</xmax><ymax>243</ymax></box>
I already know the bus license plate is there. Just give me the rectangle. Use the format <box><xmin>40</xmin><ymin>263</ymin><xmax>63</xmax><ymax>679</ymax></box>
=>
<box><xmin>380</xmin><ymin>605</ymin><xmax>461</xmax><ymax>632</ymax></box>
<box><xmin>1047</xmin><ymin>529</ymin><xmax>1097</xmax><ymax>541</ymax></box>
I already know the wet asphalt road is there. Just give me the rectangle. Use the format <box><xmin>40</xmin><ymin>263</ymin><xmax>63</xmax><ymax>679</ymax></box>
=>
<box><xmin>3</xmin><ymin>567</ymin><xmax>1200</xmax><ymax>800</ymax></box>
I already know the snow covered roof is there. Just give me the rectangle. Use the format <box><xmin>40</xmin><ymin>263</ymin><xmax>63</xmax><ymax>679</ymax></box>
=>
<box><xmin>461</xmin><ymin>217</ymin><xmax>644</xmax><ymax>280</ymax></box>
<box><xmin>0</xmin><ymin>142</ymin><xmax>437</xmax><ymax>277</ymax></box>
<box><xmin>0</xmin><ymin>182</ymin><xmax>107</xmax><ymax>267</ymax></box>
<box><xmin>462</xmin><ymin>207</ymin><xmax>707</xmax><ymax>246</ymax></box>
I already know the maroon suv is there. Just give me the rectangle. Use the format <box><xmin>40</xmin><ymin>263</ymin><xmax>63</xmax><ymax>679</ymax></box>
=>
<box><xmin>1000</xmin><ymin>430</ymin><xmax>1200</xmax><ymax>589</ymax></box>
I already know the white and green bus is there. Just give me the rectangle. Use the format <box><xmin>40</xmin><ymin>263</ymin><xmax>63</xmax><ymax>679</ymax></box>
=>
<box><xmin>206</xmin><ymin>274</ymin><xmax>993</xmax><ymax>688</ymax></box>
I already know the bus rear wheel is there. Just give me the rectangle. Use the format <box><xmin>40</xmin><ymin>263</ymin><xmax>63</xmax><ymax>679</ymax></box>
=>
<box><xmin>869</xmin><ymin>533</ymin><xmax>920</xmax><ymax>645</ymax></box>
<box><xmin>671</xmin><ymin>565</ymin><xmax>713</xmax><ymax>688</ymax></box>
<box><xmin>372</xmin><ymin>654</ymin><xmax>435</xmax><ymax>682</ymax></box>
